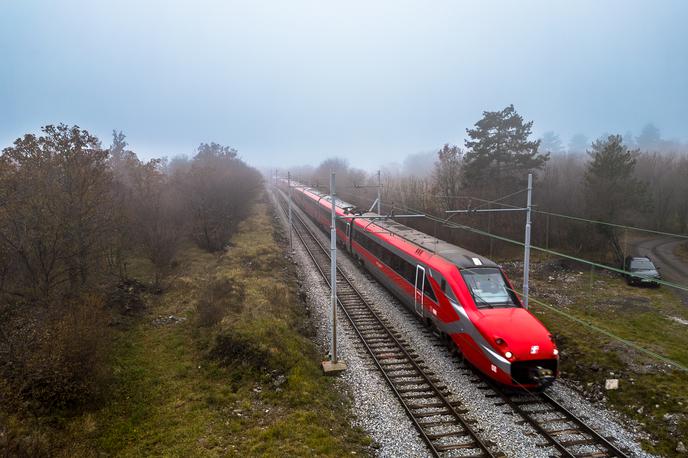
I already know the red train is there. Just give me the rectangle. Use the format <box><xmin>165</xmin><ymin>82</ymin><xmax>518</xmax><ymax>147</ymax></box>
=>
<box><xmin>279</xmin><ymin>179</ymin><xmax>558</xmax><ymax>389</ymax></box>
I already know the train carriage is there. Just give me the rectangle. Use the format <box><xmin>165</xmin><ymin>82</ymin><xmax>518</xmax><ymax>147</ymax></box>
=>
<box><xmin>278</xmin><ymin>179</ymin><xmax>558</xmax><ymax>389</ymax></box>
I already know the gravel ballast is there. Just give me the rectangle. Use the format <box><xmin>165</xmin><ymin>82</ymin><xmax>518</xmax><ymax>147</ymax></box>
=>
<box><xmin>270</xmin><ymin>188</ymin><xmax>656</xmax><ymax>458</ymax></box>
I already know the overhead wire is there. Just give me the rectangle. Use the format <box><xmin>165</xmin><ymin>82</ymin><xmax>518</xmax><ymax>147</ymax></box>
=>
<box><xmin>506</xmin><ymin>286</ymin><xmax>688</xmax><ymax>373</ymax></box>
<box><xmin>302</xmin><ymin>181</ymin><xmax>688</xmax><ymax>373</ymax></box>
<box><xmin>384</xmin><ymin>200</ymin><xmax>688</xmax><ymax>293</ymax></box>
<box><xmin>431</xmin><ymin>192</ymin><xmax>688</xmax><ymax>239</ymax></box>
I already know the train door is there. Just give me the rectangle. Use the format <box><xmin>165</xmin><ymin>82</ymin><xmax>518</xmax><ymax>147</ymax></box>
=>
<box><xmin>414</xmin><ymin>265</ymin><xmax>425</xmax><ymax>316</ymax></box>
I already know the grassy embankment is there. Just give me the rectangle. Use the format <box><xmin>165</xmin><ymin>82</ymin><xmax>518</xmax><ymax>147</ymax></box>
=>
<box><xmin>675</xmin><ymin>241</ymin><xmax>688</xmax><ymax>263</ymax></box>
<box><xmin>507</xmin><ymin>259</ymin><xmax>688</xmax><ymax>456</ymax></box>
<box><xmin>54</xmin><ymin>198</ymin><xmax>370</xmax><ymax>456</ymax></box>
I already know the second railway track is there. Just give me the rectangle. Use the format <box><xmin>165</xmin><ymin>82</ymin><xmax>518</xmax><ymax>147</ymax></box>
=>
<box><xmin>275</xmin><ymin>188</ymin><xmax>498</xmax><ymax>458</ymax></box>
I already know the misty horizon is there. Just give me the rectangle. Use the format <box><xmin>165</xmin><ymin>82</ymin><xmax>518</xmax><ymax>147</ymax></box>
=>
<box><xmin>2</xmin><ymin>0</ymin><xmax>687</xmax><ymax>170</ymax></box>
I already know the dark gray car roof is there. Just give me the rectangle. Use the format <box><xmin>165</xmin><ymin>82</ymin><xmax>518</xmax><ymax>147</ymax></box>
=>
<box><xmin>360</xmin><ymin>214</ymin><xmax>498</xmax><ymax>269</ymax></box>
<box><xmin>300</xmin><ymin>183</ymin><xmax>496</xmax><ymax>269</ymax></box>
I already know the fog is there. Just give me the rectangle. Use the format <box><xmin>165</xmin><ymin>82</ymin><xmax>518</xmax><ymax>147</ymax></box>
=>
<box><xmin>1</xmin><ymin>0</ymin><xmax>687</xmax><ymax>170</ymax></box>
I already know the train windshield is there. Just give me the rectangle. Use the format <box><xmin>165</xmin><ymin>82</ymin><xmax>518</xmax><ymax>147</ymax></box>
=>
<box><xmin>461</xmin><ymin>268</ymin><xmax>520</xmax><ymax>309</ymax></box>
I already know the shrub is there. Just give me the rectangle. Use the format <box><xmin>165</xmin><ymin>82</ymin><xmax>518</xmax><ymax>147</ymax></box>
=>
<box><xmin>0</xmin><ymin>295</ymin><xmax>111</xmax><ymax>413</ymax></box>
<box><xmin>195</xmin><ymin>278</ymin><xmax>244</xmax><ymax>327</ymax></box>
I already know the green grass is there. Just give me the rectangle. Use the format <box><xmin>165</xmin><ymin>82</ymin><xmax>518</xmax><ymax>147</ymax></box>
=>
<box><xmin>41</xmin><ymin>197</ymin><xmax>371</xmax><ymax>456</ymax></box>
<box><xmin>518</xmin><ymin>263</ymin><xmax>688</xmax><ymax>456</ymax></box>
<box><xmin>675</xmin><ymin>241</ymin><xmax>688</xmax><ymax>263</ymax></box>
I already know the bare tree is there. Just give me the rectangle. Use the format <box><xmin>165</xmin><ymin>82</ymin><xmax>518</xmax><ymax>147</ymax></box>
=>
<box><xmin>0</xmin><ymin>124</ymin><xmax>114</xmax><ymax>300</ymax></box>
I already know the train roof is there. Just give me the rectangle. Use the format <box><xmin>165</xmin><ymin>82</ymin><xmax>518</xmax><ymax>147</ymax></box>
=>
<box><xmin>361</xmin><ymin>216</ymin><xmax>498</xmax><ymax>269</ymax></box>
<box><xmin>298</xmin><ymin>186</ymin><xmax>356</xmax><ymax>209</ymax></box>
<box><xmin>289</xmin><ymin>180</ymin><xmax>497</xmax><ymax>270</ymax></box>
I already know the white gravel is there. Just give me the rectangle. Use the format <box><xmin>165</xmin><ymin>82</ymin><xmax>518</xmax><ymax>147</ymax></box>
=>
<box><xmin>271</xmin><ymin>189</ymin><xmax>428</xmax><ymax>457</ymax></box>
<box><xmin>270</xmin><ymin>188</ymin><xmax>656</xmax><ymax>458</ymax></box>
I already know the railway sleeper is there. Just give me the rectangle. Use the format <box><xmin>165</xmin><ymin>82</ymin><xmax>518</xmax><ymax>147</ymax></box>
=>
<box><xmin>378</xmin><ymin>360</ymin><xmax>409</xmax><ymax>367</ymax></box>
<box><xmin>402</xmin><ymin>391</ymin><xmax>443</xmax><ymax>400</ymax></box>
<box><xmin>393</xmin><ymin>380</ymin><xmax>430</xmax><ymax>387</ymax></box>
<box><xmin>433</xmin><ymin>441</ymin><xmax>479</xmax><ymax>452</ymax></box>
<box><xmin>575</xmin><ymin>452</ymin><xmax>609</xmax><ymax>458</ymax></box>
<box><xmin>366</xmin><ymin>337</ymin><xmax>404</xmax><ymax>344</ymax></box>
<box><xmin>387</xmin><ymin>372</ymin><xmax>422</xmax><ymax>380</ymax></box>
<box><xmin>375</xmin><ymin>352</ymin><xmax>407</xmax><ymax>360</ymax></box>
<box><xmin>536</xmin><ymin>416</ymin><xmax>571</xmax><ymax>424</ymax></box>
<box><xmin>426</xmin><ymin>430</ymin><xmax>470</xmax><ymax>441</ymax></box>
<box><xmin>384</xmin><ymin>366</ymin><xmax>419</xmax><ymax>373</ymax></box>
<box><xmin>522</xmin><ymin>407</ymin><xmax>556</xmax><ymax>415</ymax></box>
<box><xmin>417</xmin><ymin>418</ymin><xmax>460</xmax><ymax>428</ymax></box>
<box><xmin>407</xmin><ymin>401</ymin><xmax>447</xmax><ymax>410</ymax></box>
<box><xmin>369</xmin><ymin>346</ymin><xmax>402</xmax><ymax>353</ymax></box>
<box><xmin>411</xmin><ymin>409</ymin><xmax>452</xmax><ymax>418</ymax></box>
<box><xmin>559</xmin><ymin>438</ymin><xmax>595</xmax><ymax>447</ymax></box>
<box><xmin>548</xmin><ymin>427</ymin><xmax>585</xmax><ymax>436</ymax></box>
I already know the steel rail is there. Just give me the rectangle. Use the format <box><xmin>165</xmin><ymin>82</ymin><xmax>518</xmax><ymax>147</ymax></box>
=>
<box><xmin>446</xmin><ymin>341</ymin><xmax>630</xmax><ymax>458</ymax></box>
<box><xmin>273</xmin><ymin>187</ymin><xmax>497</xmax><ymax>458</ymax></box>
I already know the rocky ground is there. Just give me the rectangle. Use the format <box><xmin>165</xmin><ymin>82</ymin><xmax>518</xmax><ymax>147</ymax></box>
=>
<box><xmin>271</xmin><ymin>189</ymin><xmax>658</xmax><ymax>457</ymax></box>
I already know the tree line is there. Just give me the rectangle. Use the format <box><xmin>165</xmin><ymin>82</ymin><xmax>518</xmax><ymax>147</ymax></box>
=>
<box><xmin>287</xmin><ymin>105</ymin><xmax>688</xmax><ymax>264</ymax></box>
<box><xmin>0</xmin><ymin>124</ymin><xmax>261</xmax><ymax>413</ymax></box>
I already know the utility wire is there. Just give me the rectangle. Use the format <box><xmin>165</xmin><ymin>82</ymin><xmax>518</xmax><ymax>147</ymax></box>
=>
<box><xmin>533</xmin><ymin>209</ymin><xmax>688</xmax><ymax>240</ymax></box>
<box><xmin>331</xmin><ymin>187</ymin><xmax>688</xmax><ymax>372</ymax></box>
<box><xmin>507</xmin><ymin>287</ymin><xmax>688</xmax><ymax>373</ymax></box>
<box><xmin>433</xmin><ymin>192</ymin><xmax>688</xmax><ymax>239</ymax></box>
<box><xmin>383</xmin><ymin>201</ymin><xmax>688</xmax><ymax>293</ymax></box>
<box><xmin>471</xmin><ymin>187</ymin><xmax>528</xmax><ymax>211</ymax></box>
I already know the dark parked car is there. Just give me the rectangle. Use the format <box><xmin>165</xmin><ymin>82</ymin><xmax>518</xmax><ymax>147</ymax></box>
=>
<box><xmin>623</xmin><ymin>256</ymin><xmax>661</xmax><ymax>287</ymax></box>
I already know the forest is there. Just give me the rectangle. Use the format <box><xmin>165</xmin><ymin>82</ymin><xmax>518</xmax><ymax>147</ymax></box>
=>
<box><xmin>0</xmin><ymin>125</ymin><xmax>261</xmax><ymax>426</ymax></box>
<box><xmin>286</xmin><ymin>105</ymin><xmax>688</xmax><ymax>264</ymax></box>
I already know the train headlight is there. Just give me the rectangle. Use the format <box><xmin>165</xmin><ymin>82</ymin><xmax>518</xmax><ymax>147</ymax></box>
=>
<box><xmin>553</xmin><ymin>349</ymin><xmax>559</xmax><ymax>356</ymax></box>
<box><xmin>504</xmin><ymin>351</ymin><xmax>513</xmax><ymax>359</ymax></box>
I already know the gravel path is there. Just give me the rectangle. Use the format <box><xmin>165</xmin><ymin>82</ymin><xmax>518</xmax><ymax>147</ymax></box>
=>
<box><xmin>270</xmin><ymin>189</ymin><xmax>656</xmax><ymax>458</ymax></box>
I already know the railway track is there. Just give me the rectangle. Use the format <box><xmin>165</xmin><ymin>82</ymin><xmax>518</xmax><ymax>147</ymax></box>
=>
<box><xmin>274</xmin><ymin>188</ymin><xmax>629</xmax><ymax>458</ymax></box>
<box><xmin>274</xmin><ymin>189</ymin><xmax>498</xmax><ymax>458</ymax></box>
<box><xmin>392</xmin><ymin>306</ymin><xmax>630</xmax><ymax>458</ymax></box>
<box><xmin>491</xmin><ymin>387</ymin><xmax>629</xmax><ymax>458</ymax></box>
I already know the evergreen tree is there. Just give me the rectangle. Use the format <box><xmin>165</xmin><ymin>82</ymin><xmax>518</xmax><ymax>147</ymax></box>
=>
<box><xmin>463</xmin><ymin>105</ymin><xmax>548</xmax><ymax>195</ymax></box>
<box><xmin>539</xmin><ymin>131</ymin><xmax>564</xmax><ymax>155</ymax></box>
<box><xmin>568</xmin><ymin>133</ymin><xmax>589</xmax><ymax>154</ymax></box>
<box><xmin>584</xmin><ymin>134</ymin><xmax>648</xmax><ymax>261</ymax></box>
<box><xmin>636</xmin><ymin>123</ymin><xmax>661</xmax><ymax>151</ymax></box>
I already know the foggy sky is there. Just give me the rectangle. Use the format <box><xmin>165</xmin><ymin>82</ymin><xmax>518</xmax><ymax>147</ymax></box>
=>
<box><xmin>1</xmin><ymin>0</ymin><xmax>687</xmax><ymax>170</ymax></box>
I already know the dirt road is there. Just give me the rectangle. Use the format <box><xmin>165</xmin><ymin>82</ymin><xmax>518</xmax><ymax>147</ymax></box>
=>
<box><xmin>631</xmin><ymin>236</ymin><xmax>688</xmax><ymax>303</ymax></box>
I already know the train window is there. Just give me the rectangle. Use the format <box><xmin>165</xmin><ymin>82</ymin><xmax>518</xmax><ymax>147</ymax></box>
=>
<box><xmin>423</xmin><ymin>273</ymin><xmax>436</xmax><ymax>301</ymax></box>
<box><xmin>355</xmin><ymin>232</ymin><xmax>417</xmax><ymax>286</ymax></box>
<box><xmin>461</xmin><ymin>268</ymin><xmax>519</xmax><ymax>309</ymax></box>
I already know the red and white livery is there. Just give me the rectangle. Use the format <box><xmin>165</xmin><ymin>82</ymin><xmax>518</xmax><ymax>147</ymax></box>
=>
<box><xmin>279</xmin><ymin>179</ymin><xmax>559</xmax><ymax>389</ymax></box>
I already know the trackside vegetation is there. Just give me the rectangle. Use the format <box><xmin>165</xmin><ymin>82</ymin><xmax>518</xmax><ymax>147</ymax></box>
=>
<box><xmin>506</xmin><ymin>259</ymin><xmax>688</xmax><ymax>456</ymax></box>
<box><xmin>2</xmin><ymin>196</ymin><xmax>371</xmax><ymax>456</ymax></box>
<box><xmin>0</xmin><ymin>126</ymin><xmax>370</xmax><ymax>456</ymax></box>
<box><xmin>87</xmin><ymin>198</ymin><xmax>370</xmax><ymax>456</ymax></box>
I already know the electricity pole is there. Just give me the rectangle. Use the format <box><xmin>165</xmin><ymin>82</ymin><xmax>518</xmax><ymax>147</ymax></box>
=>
<box><xmin>288</xmin><ymin>172</ymin><xmax>293</xmax><ymax>253</ymax></box>
<box><xmin>522</xmin><ymin>173</ymin><xmax>533</xmax><ymax>308</ymax></box>
<box><xmin>355</xmin><ymin>170</ymin><xmax>383</xmax><ymax>214</ymax></box>
<box><xmin>322</xmin><ymin>171</ymin><xmax>346</xmax><ymax>374</ymax></box>
<box><xmin>377</xmin><ymin>169</ymin><xmax>381</xmax><ymax>214</ymax></box>
<box><xmin>445</xmin><ymin>172</ymin><xmax>534</xmax><ymax>309</ymax></box>
<box><xmin>330</xmin><ymin>171</ymin><xmax>337</xmax><ymax>363</ymax></box>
